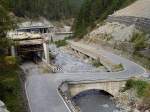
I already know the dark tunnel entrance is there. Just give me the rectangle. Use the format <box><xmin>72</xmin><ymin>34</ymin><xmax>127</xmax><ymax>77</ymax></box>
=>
<box><xmin>20</xmin><ymin>51</ymin><xmax>41</xmax><ymax>63</ymax></box>
<box><xmin>16</xmin><ymin>44</ymin><xmax>43</xmax><ymax>63</ymax></box>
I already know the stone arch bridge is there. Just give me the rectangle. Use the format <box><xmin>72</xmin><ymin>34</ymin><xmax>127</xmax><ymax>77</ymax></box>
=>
<box><xmin>59</xmin><ymin>80</ymin><xmax>126</xmax><ymax>98</ymax></box>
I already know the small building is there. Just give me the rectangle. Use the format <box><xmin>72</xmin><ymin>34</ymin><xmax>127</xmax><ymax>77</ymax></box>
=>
<box><xmin>9</xmin><ymin>32</ymin><xmax>50</xmax><ymax>64</ymax></box>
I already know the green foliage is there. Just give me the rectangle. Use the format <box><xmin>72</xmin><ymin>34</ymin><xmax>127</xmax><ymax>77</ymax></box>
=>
<box><xmin>130</xmin><ymin>32</ymin><xmax>148</xmax><ymax>51</ymax></box>
<box><xmin>0</xmin><ymin>0</ymin><xmax>15</xmax><ymax>56</ymax></box>
<box><xmin>73</xmin><ymin>0</ymin><xmax>136</xmax><ymax>38</ymax></box>
<box><xmin>114</xmin><ymin>63</ymin><xmax>124</xmax><ymax>71</ymax></box>
<box><xmin>4</xmin><ymin>56</ymin><xmax>17</xmax><ymax>65</ymax></box>
<box><xmin>132</xmin><ymin>53</ymin><xmax>150</xmax><ymax>70</ymax></box>
<box><xmin>124</xmin><ymin>79</ymin><xmax>149</xmax><ymax>97</ymax></box>
<box><xmin>123</xmin><ymin>79</ymin><xmax>150</xmax><ymax>110</ymax></box>
<box><xmin>134</xmin><ymin>80</ymin><xmax>148</xmax><ymax>97</ymax></box>
<box><xmin>0</xmin><ymin>3</ymin><xmax>24</xmax><ymax>112</ymax></box>
<box><xmin>55</xmin><ymin>39</ymin><xmax>68</xmax><ymax>47</ymax></box>
<box><xmin>92</xmin><ymin>59</ymin><xmax>103</xmax><ymax>67</ymax></box>
<box><xmin>0</xmin><ymin>66</ymin><xmax>26</xmax><ymax>112</ymax></box>
<box><xmin>0</xmin><ymin>3</ymin><xmax>13</xmax><ymax>37</ymax></box>
<box><xmin>124</xmin><ymin>79</ymin><xmax>135</xmax><ymax>90</ymax></box>
<box><xmin>7</xmin><ymin>0</ymin><xmax>83</xmax><ymax>20</ymax></box>
<box><xmin>143</xmin><ymin>85</ymin><xmax>150</xmax><ymax>105</ymax></box>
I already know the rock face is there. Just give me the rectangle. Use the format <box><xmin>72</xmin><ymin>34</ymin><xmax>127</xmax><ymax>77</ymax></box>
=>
<box><xmin>83</xmin><ymin>0</ymin><xmax>150</xmax><ymax>55</ymax></box>
<box><xmin>0</xmin><ymin>100</ymin><xmax>9</xmax><ymax>112</ymax></box>
<box><xmin>84</xmin><ymin>22</ymin><xmax>137</xmax><ymax>53</ymax></box>
<box><xmin>86</xmin><ymin>22</ymin><xmax>137</xmax><ymax>42</ymax></box>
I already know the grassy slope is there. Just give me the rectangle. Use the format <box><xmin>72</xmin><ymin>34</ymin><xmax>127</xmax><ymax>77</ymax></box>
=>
<box><xmin>0</xmin><ymin>66</ymin><xmax>26</xmax><ymax>112</ymax></box>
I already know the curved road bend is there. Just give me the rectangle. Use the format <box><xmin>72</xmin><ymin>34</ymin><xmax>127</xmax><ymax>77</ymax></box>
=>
<box><xmin>21</xmin><ymin>41</ymin><xmax>146</xmax><ymax>112</ymax></box>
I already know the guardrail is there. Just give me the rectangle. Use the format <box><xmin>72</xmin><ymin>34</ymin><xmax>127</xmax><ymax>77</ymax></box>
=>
<box><xmin>107</xmin><ymin>16</ymin><xmax>150</xmax><ymax>33</ymax></box>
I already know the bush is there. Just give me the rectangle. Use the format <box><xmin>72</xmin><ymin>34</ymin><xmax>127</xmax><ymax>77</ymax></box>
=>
<box><xmin>130</xmin><ymin>32</ymin><xmax>148</xmax><ymax>51</ymax></box>
<box><xmin>134</xmin><ymin>80</ymin><xmax>149</xmax><ymax>97</ymax></box>
<box><xmin>143</xmin><ymin>85</ymin><xmax>150</xmax><ymax>105</ymax></box>
<box><xmin>92</xmin><ymin>59</ymin><xmax>103</xmax><ymax>67</ymax></box>
<box><xmin>124</xmin><ymin>79</ymin><xmax>135</xmax><ymax>90</ymax></box>
<box><xmin>4</xmin><ymin>56</ymin><xmax>17</xmax><ymax>65</ymax></box>
<box><xmin>0</xmin><ymin>67</ymin><xmax>26</xmax><ymax>112</ymax></box>
<box><xmin>124</xmin><ymin>79</ymin><xmax>149</xmax><ymax>97</ymax></box>
<box><xmin>0</xmin><ymin>82</ymin><xmax>14</xmax><ymax>100</ymax></box>
<box><xmin>55</xmin><ymin>39</ymin><xmax>68</xmax><ymax>47</ymax></box>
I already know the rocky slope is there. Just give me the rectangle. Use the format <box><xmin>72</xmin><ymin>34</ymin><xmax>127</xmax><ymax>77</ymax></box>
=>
<box><xmin>83</xmin><ymin>0</ymin><xmax>150</xmax><ymax>61</ymax></box>
<box><xmin>86</xmin><ymin>22</ymin><xmax>137</xmax><ymax>42</ymax></box>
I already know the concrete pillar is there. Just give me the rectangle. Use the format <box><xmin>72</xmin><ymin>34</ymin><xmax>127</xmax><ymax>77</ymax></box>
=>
<box><xmin>11</xmin><ymin>46</ymin><xmax>16</xmax><ymax>57</ymax></box>
<box><xmin>43</xmin><ymin>41</ymin><xmax>50</xmax><ymax>64</ymax></box>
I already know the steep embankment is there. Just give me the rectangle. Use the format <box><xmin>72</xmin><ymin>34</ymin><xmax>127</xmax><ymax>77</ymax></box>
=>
<box><xmin>82</xmin><ymin>0</ymin><xmax>150</xmax><ymax>69</ymax></box>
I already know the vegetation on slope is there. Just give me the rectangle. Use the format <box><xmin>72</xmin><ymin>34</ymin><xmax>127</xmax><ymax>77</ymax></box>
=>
<box><xmin>0</xmin><ymin>1</ymin><xmax>26</xmax><ymax>112</ymax></box>
<box><xmin>124</xmin><ymin>79</ymin><xmax>149</xmax><ymax>97</ymax></box>
<box><xmin>130</xmin><ymin>32</ymin><xmax>148</xmax><ymax>51</ymax></box>
<box><xmin>7</xmin><ymin>0</ymin><xmax>83</xmax><ymax>20</ymax></box>
<box><xmin>73</xmin><ymin>0</ymin><xmax>136</xmax><ymax>38</ymax></box>
<box><xmin>0</xmin><ymin>65</ymin><xmax>26</xmax><ymax>112</ymax></box>
<box><xmin>123</xmin><ymin>79</ymin><xmax>150</xmax><ymax>111</ymax></box>
<box><xmin>92</xmin><ymin>59</ymin><xmax>103</xmax><ymax>68</ymax></box>
<box><xmin>54</xmin><ymin>39</ymin><xmax>68</xmax><ymax>47</ymax></box>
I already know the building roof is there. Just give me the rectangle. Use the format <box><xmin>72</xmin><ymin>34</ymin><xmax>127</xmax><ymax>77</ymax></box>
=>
<box><xmin>9</xmin><ymin>32</ymin><xmax>42</xmax><ymax>40</ymax></box>
<box><xmin>17</xmin><ymin>39</ymin><xmax>43</xmax><ymax>45</ymax></box>
<box><xmin>17</xmin><ymin>21</ymin><xmax>54</xmax><ymax>31</ymax></box>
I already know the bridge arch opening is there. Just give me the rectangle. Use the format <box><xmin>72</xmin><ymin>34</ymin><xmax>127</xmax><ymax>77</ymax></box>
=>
<box><xmin>71</xmin><ymin>89</ymin><xmax>118</xmax><ymax>112</ymax></box>
<box><xmin>71</xmin><ymin>89</ymin><xmax>113</xmax><ymax>100</ymax></box>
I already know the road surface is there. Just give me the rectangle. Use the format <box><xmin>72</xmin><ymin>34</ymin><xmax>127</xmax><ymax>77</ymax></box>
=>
<box><xmin>21</xmin><ymin>41</ymin><xmax>146</xmax><ymax>112</ymax></box>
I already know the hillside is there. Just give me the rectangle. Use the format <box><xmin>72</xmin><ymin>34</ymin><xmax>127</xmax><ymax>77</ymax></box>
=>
<box><xmin>81</xmin><ymin>0</ymin><xmax>150</xmax><ymax>69</ymax></box>
<box><xmin>8</xmin><ymin>0</ymin><xmax>83</xmax><ymax>20</ymax></box>
<box><xmin>73</xmin><ymin>0</ymin><xmax>136</xmax><ymax>38</ymax></box>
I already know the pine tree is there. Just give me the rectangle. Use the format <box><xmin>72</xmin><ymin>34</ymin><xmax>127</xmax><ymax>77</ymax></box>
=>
<box><xmin>0</xmin><ymin>0</ymin><xmax>14</xmax><ymax>55</ymax></box>
<box><xmin>73</xmin><ymin>0</ymin><xmax>136</xmax><ymax>38</ymax></box>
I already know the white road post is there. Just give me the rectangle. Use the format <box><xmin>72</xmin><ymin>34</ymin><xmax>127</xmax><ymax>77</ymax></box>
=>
<box><xmin>11</xmin><ymin>45</ymin><xmax>16</xmax><ymax>57</ymax></box>
<box><xmin>43</xmin><ymin>39</ymin><xmax>50</xmax><ymax>64</ymax></box>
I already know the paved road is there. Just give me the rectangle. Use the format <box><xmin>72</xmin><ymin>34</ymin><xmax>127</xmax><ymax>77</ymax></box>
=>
<box><xmin>21</xmin><ymin>41</ymin><xmax>146</xmax><ymax>112</ymax></box>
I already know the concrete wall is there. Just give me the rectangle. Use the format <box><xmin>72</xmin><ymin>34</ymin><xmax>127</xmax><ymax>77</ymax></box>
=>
<box><xmin>68</xmin><ymin>81</ymin><xmax>126</xmax><ymax>97</ymax></box>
